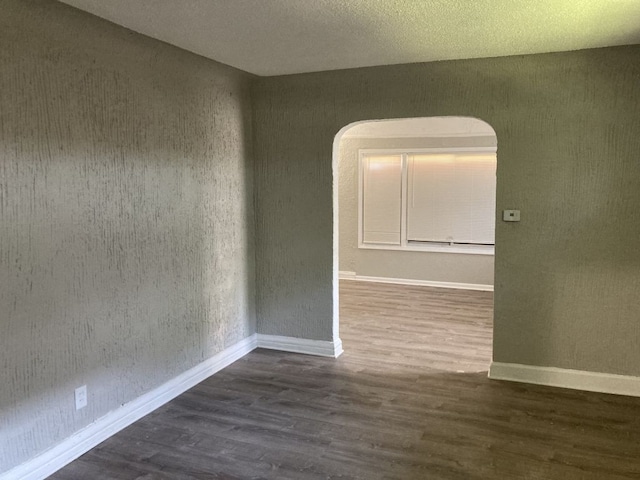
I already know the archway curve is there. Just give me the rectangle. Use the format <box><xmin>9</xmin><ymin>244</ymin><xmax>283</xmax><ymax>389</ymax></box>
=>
<box><xmin>331</xmin><ymin>116</ymin><xmax>498</xmax><ymax>351</ymax></box>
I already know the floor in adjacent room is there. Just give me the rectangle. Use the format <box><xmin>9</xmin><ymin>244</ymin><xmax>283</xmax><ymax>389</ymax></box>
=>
<box><xmin>51</xmin><ymin>281</ymin><xmax>640</xmax><ymax>479</ymax></box>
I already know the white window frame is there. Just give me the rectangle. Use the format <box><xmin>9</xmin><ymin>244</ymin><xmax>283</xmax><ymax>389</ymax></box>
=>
<box><xmin>358</xmin><ymin>147</ymin><xmax>496</xmax><ymax>256</ymax></box>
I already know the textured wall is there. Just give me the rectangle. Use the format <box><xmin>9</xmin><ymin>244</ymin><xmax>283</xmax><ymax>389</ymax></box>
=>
<box><xmin>0</xmin><ymin>0</ymin><xmax>255</xmax><ymax>472</ymax></box>
<box><xmin>339</xmin><ymin>135</ymin><xmax>495</xmax><ymax>285</ymax></box>
<box><xmin>252</xmin><ymin>45</ymin><xmax>640</xmax><ymax>374</ymax></box>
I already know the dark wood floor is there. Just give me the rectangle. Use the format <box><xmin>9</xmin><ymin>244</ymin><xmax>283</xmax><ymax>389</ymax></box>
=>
<box><xmin>51</xmin><ymin>281</ymin><xmax>640</xmax><ymax>479</ymax></box>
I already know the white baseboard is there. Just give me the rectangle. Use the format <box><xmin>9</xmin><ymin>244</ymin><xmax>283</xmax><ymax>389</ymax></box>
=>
<box><xmin>339</xmin><ymin>272</ymin><xmax>493</xmax><ymax>292</ymax></box>
<box><xmin>339</xmin><ymin>271</ymin><xmax>356</xmax><ymax>279</ymax></box>
<box><xmin>489</xmin><ymin>362</ymin><xmax>640</xmax><ymax>398</ymax></box>
<box><xmin>2</xmin><ymin>334</ymin><xmax>258</xmax><ymax>480</ymax></box>
<box><xmin>257</xmin><ymin>334</ymin><xmax>343</xmax><ymax>358</ymax></box>
<box><xmin>2</xmin><ymin>331</ymin><xmax>345</xmax><ymax>480</ymax></box>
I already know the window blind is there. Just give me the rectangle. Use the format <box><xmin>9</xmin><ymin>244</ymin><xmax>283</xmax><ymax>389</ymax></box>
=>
<box><xmin>361</xmin><ymin>155</ymin><xmax>402</xmax><ymax>244</ymax></box>
<box><xmin>406</xmin><ymin>153</ymin><xmax>496</xmax><ymax>245</ymax></box>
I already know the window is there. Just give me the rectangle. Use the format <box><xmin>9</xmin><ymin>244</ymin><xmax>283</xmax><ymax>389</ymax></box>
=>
<box><xmin>361</xmin><ymin>154</ymin><xmax>403</xmax><ymax>244</ymax></box>
<box><xmin>359</xmin><ymin>148</ymin><xmax>496</xmax><ymax>255</ymax></box>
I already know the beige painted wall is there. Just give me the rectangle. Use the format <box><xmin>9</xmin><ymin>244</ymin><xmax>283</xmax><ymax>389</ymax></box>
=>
<box><xmin>1</xmin><ymin>1</ymin><xmax>255</xmax><ymax>473</ymax></box>
<box><xmin>339</xmin><ymin>135</ymin><xmax>496</xmax><ymax>285</ymax></box>
<box><xmin>252</xmin><ymin>45</ymin><xmax>640</xmax><ymax>376</ymax></box>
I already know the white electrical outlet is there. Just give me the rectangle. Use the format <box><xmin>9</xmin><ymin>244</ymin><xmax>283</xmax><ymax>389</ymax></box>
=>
<box><xmin>75</xmin><ymin>385</ymin><xmax>87</xmax><ymax>410</ymax></box>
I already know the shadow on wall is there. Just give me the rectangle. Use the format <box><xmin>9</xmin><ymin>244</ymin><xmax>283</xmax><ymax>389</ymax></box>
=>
<box><xmin>1</xmin><ymin>0</ymin><xmax>256</xmax><ymax>473</ymax></box>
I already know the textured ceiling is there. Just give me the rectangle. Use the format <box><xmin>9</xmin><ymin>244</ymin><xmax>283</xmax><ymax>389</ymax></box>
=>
<box><xmin>59</xmin><ymin>0</ymin><xmax>640</xmax><ymax>76</ymax></box>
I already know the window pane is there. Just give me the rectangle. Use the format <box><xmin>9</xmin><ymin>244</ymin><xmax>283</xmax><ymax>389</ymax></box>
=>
<box><xmin>362</xmin><ymin>155</ymin><xmax>402</xmax><ymax>244</ymax></box>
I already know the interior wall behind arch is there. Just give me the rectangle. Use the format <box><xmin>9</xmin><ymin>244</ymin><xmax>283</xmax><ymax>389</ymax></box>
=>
<box><xmin>338</xmin><ymin>134</ymin><xmax>496</xmax><ymax>286</ymax></box>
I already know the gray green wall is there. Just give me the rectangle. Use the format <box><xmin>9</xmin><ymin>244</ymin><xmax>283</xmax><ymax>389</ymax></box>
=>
<box><xmin>252</xmin><ymin>46</ymin><xmax>640</xmax><ymax>372</ymax></box>
<box><xmin>339</xmin><ymin>135</ymin><xmax>495</xmax><ymax>286</ymax></box>
<box><xmin>1</xmin><ymin>0</ymin><xmax>255</xmax><ymax>472</ymax></box>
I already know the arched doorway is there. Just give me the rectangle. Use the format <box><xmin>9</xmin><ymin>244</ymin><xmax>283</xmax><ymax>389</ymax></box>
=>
<box><xmin>332</xmin><ymin>116</ymin><xmax>497</xmax><ymax>368</ymax></box>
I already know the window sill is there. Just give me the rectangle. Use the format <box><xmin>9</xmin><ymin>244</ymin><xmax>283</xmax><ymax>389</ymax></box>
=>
<box><xmin>358</xmin><ymin>243</ymin><xmax>494</xmax><ymax>256</ymax></box>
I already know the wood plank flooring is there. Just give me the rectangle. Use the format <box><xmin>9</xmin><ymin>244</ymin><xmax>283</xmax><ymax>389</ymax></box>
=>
<box><xmin>51</xmin><ymin>281</ymin><xmax>640</xmax><ymax>479</ymax></box>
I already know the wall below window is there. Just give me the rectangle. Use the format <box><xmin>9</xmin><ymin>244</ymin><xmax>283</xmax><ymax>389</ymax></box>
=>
<box><xmin>339</xmin><ymin>136</ymin><xmax>496</xmax><ymax>286</ymax></box>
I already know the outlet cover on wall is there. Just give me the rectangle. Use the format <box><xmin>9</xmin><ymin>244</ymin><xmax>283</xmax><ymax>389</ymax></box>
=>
<box><xmin>75</xmin><ymin>385</ymin><xmax>87</xmax><ymax>410</ymax></box>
